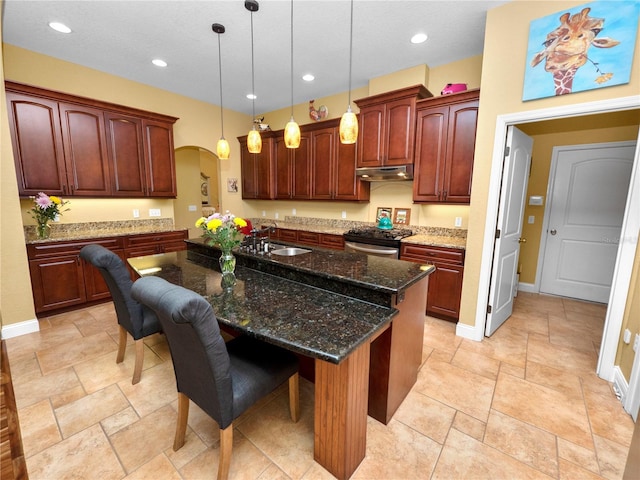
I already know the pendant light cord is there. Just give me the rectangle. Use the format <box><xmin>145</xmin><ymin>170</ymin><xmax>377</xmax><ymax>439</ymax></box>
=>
<box><xmin>217</xmin><ymin>32</ymin><xmax>225</xmax><ymax>137</ymax></box>
<box><xmin>250</xmin><ymin>10</ymin><xmax>256</xmax><ymax>123</ymax></box>
<box><xmin>290</xmin><ymin>0</ymin><xmax>294</xmax><ymax>118</ymax></box>
<box><xmin>347</xmin><ymin>0</ymin><xmax>354</xmax><ymax>106</ymax></box>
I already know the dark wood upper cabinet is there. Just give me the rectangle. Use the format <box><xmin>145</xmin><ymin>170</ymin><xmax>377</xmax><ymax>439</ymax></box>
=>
<box><xmin>5</xmin><ymin>81</ymin><xmax>178</xmax><ymax>198</ymax></box>
<box><xmin>240</xmin><ymin>119</ymin><xmax>369</xmax><ymax>202</ymax></box>
<box><xmin>354</xmin><ymin>84</ymin><xmax>432</xmax><ymax>168</ymax></box>
<box><xmin>413</xmin><ymin>89</ymin><xmax>479</xmax><ymax>204</ymax></box>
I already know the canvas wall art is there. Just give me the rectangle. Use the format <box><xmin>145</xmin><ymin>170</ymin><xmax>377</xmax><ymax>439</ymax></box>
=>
<box><xmin>523</xmin><ymin>1</ymin><xmax>639</xmax><ymax>101</ymax></box>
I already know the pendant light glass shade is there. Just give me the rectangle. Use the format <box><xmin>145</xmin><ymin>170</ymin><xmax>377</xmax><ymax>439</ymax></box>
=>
<box><xmin>284</xmin><ymin>0</ymin><xmax>300</xmax><ymax>149</ymax></box>
<box><xmin>246</xmin><ymin>0</ymin><xmax>261</xmax><ymax>154</ymax></box>
<box><xmin>213</xmin><ymin>23</ymin><xmax>230</xmax><ymax>160</ymax></box>
<box><xmin>284</xmin><ymin>117</ymin><xmax>301</xmax><ymax>148</ymax></box>
<box><xmin>339</xmin><ymin>106</ymin><xmax>358</xmax><ymax>144</ymax></box>
<box><xmin>340</xmin><ymin>0</ymin><xmax>358</xmax><ymax>144</ymax></box>
<box><xmin>216</xmin><ymin>137</ymin><xmax>230</xmax><ymax>159</ymax></box>
<box><xmin>247</xmin><ymin>127</ymin><xmax>262</xmax><ymax>154</ymax></box>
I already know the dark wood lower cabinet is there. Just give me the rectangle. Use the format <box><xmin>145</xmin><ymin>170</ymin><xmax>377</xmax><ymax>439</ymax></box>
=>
<box><xmin>400</xmin><ymin>243</ymin><xmax>464</xmax><ymax>322</ymax></box>
<box><xmin>27</xmin><ymin>231</ymin><xmax>187</xmax><ymax>314</ymax></box>
<box><xmin>268</xmin><ymin>228</ymin><xmax>345</xmax><ymax>251</ymax></box>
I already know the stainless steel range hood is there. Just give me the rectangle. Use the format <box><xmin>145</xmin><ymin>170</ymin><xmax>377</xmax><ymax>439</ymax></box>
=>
<box><xmin>355</xmin><ymin>164</ymin><xmax>414</xmax><ymax>181</ymax></box>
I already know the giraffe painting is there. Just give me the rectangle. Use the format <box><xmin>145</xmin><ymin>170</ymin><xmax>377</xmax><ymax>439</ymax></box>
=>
<box><xmin>529</xmin><ymin>6</ymin><xmax>621</xmax><ymax>96</ymax></box>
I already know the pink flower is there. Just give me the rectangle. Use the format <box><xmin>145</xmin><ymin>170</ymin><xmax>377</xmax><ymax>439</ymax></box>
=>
<box><xmin>35</xmin><ymin>192</ymin><xmax>53</xmax><ymax>209</ymax></box>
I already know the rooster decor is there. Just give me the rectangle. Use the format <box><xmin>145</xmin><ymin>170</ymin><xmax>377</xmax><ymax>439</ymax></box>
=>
<box><xmin>309</xmin><ymin>100</ymin><xmax>328</xmax><ymax>121</ymax></box>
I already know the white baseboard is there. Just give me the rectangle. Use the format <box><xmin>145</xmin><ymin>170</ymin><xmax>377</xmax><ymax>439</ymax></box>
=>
<box><xmin>518</xmin><ymin>282</ymin><xmax>537</xmax><ymax>294</ymax></box>
<box><xmin>456</xmin><ymin>321</ymin><xmax>483</xmax><ymax>341</ymax></box>
<box><xmin>1</xmin><ymin>318</ymin><xmax>40</xmax><ymax>339</ymax></box>
<box><xmin>612</xmin><ymin>366</ymin><xmax>629</xmax><ymax>402</ymax></box>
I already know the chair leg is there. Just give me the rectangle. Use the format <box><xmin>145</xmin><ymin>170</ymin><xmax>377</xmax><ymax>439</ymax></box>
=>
<box><xmin>131</xmin><ymin>339</ymin><xmax>144</xmax><ymax>385</ymax></box>
<box><xmin>218</xmin><ymin>424</ymin><xmax>233</xmax><ymax>480</ymax></box>
<box><xmin>116</xmin><ymin>325</ymin><xmax>127</xmax><ymax>363</ymax></box>
<box><xmin>289</xmin><ymin>373</ymin><xmax>300</xmax><ymax>423</ymax></box>
<box><xmin>173</xmin><ymin>392</ymin><xmax>190</xmax><ymax>451</ymax></box>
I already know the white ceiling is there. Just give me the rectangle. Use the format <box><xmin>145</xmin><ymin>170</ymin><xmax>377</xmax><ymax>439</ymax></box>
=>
<box><xmin>2</xmin><ymin>0</ymin><xmax>508</xmax><ymax>116</ymax></box>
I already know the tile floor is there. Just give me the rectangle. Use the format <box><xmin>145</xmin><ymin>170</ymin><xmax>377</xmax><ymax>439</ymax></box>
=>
<box><xmin>4</xmin><ymin>292</ymin><xmax>635</xmax><ymax>479</ymax></box>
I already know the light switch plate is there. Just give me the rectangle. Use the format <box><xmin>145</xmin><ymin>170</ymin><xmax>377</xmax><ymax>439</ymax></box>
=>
<box><xmin>188</xmin><ymin>205</ymin><xmax>197</xmax><ymax>212</ymax></box>
<box><xmin>529</xmin><ymin>195</ymin><xmax>544</xmax><ymax>206</ymax></box>
<box><xmin>149</xmin><ymin>208</ymin><xmax>161</xmax><ymax>217</ymax></box>
<box><xmin>528</xmin><ymin>215</ymin><xmax>535</xmax><ymax>224</ymax></box>
<box><xmin>133</xmin><ymin>209</ymin><xmax>140</xmax><ymax>218</ymax></box>
<box><xmin>454</xmin><ymin>217</ymin><xmax>462</xmax><ymax>227</ymax></box>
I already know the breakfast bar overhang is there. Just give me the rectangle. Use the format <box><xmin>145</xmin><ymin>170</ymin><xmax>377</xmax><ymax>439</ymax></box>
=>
<box><xmin>128</xmin><ymin>240</ymin><xmax>433</xmax><ymax>479</ymax></box>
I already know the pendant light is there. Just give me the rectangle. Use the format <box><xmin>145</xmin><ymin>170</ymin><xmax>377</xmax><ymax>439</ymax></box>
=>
<box><xmin>284</xmin><ymin>0</ymin><xmax>300</xmax><ymax>148</ymax></box>
<box><xmin>246</xmin><ymin>0</ymin><xmax>262</xmax><ymax>154</ymax></box>
<box><xmin>339</xmin><ymin>0</ymin><xmax>358</xmax><ymax>144</ymax></box>
<box><xmin>212</xmin><ymin>23</ymin><xmax>230</xmax><ymax>160</ymax></box>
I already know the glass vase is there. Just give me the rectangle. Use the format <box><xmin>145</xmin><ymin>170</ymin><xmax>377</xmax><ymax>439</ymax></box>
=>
<box><xmin>36</xmin><ymin>220</ymin><xmax>51</xmax><ymax>240</ymax></box>
<box><xmin>219</xmin><ymin>250</ymin><xmax>236</xmax><ymax>276</ymax></box>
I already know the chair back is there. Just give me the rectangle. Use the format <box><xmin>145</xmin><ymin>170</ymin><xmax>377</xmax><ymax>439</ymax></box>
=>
<box><xmin>80</xmin><ymin>244</ymin><xmax>145</xmax><ymax>338</ymax></box>
<box><xmin>131</xmin><ymin>276</ymin><xmax>234</xmax><ymax>427</ymax></box>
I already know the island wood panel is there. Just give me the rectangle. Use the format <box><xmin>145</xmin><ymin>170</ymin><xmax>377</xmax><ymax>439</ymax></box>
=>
<box><xmin>314</xmin><ymin>341</ymin><xmax>370</xmax><ymax>480</ymax></box>
<box><xmin>368</xmin><ymin>275</ymin><xmax>429</xmax><ymax>424</ymax></box>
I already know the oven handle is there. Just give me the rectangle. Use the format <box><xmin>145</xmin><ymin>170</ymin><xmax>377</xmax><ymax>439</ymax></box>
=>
<box><xmin>344</xmin><ymin>241</ymin><xmax>399</xmax><ymax>256</ymax></box>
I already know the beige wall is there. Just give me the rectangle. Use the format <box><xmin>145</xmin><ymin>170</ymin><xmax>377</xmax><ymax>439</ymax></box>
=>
<box><xmin>460</xmin><ymin>0</ymin><xmax>640</xmax><ymax>333</ymax></box>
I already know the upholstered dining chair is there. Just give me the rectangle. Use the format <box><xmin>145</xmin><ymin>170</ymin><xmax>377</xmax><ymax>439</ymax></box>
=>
<box><xmin>131</xmin><ymin>276</ymin><xmax>300</xmax><ymax>480</ymax></box>
<box><xmin>79</xmin><ymin>244</ymin><xmax>161</xmax><ymax>385</ymax></box>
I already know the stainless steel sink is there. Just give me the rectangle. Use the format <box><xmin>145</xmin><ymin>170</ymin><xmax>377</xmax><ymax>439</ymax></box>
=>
<box><xmin>270</xmin><ymin>247</ymin><xmax>312</xmax><ymax>256</ymax></box>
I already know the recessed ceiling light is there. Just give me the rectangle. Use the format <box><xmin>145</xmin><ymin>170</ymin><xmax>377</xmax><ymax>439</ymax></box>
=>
<box><xmin>246</xmin><ymin>93</ymin><xmax>257</xmax><ymax>100</ymax></box>
<box><xmin>152</xmin><ymin>59</ymin><xmax>168</xmax><ymax>67</ymax></box>
<box><xmin>302</xmin><ymin>74</ymin><xmax>315</xmax><ymax>82</ymax></box>
<box><xmin>49</xmin><ymin>22</ymin><xmax>71</xmax><ymax>33</ymax></box>
<box><xmin>411</xmin><ymin>33</ymin><xmax>428</xmax><ymax>44</ymax></box>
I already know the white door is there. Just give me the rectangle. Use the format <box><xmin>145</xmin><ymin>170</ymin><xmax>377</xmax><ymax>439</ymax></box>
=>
<box><xmin>486</xmin><ymin>127</ymin><xmax>533</xmax><ymax>336</ymax></box>
<box><xmin>539</xmin><ymin>142</ymin><xmax>635</xmax><ymax>303</ymax></box>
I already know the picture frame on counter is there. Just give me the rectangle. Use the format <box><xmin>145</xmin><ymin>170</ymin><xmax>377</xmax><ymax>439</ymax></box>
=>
<box><xmin>393</xmin><ymin>208</ymin><xmax>411</xmax><ymax>225</ymax></box>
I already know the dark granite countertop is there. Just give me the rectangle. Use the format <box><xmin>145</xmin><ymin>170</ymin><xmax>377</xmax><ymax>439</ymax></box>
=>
<box><xmin>186</xmin><ymin>238</ymin><xmax>434</xmax><ymax>307</ymax></box>
<box><xmin>128</xmin><ymin>250</ymin><xmax>397</xmax><ymax>364</ymax></box>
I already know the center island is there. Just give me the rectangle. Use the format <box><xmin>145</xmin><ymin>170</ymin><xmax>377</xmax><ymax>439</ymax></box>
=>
<box><xmin>128</xmin><ymin>238</ymin><xmax>434</xmax><ymax>480</ymax></box>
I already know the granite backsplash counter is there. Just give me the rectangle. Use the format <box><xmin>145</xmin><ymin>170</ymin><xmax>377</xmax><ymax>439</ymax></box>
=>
<box><xmin>249</xmin><ymin>216</ymin><xmax>467</xmax><ymax>250</ymax></box>
<box><xmin>24</xmin><ymin>219</ymin><xmax>182</xmax><ymax>244</ymax></box>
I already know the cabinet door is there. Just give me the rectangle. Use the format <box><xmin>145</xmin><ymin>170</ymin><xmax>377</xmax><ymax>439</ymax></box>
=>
<box><xmin>240</xmin><ymin>138</ymin><xmax>273</xmax><ymax>200</ymax></box>
<box><xmin>442</xmin><ymin>101</ymin><xmax>478</xmax><ymax>203</ymax></box>
<box><xmin>292</xmin><ymin>134</ymin><xmax>311</xmax><ymax>199</ymax></box>
<box><xmin>385</xmin><ymin>97</ymin><xmax>416</xmax><ymax>166</ymax></box>
<box><xmin>311</xmin><ymin>129</ymin><xmax>335</xmax><ymax>199</ymax></box>
<box><xmin>59</xmin><ymin>102</ymin><xmax>112</xmax><ymax>196</ymax></box>
<box><xmin>357</xmin><ymin>104</ymin><xmax>385</xmax><ymax>168</ymax></box>
<box><xmin>333</xmin><ymin>132</ymin><xmax>366</xmax><ymax>200</ymax></box>
<box><xmin>426</xmin><ymin>262</ymin><xmax>464</xmax><ymax>321</ymax></box>
<box><xmin>105</xmin><ymin>112</ymin><xmax>146</xmax><ymax>197</ymax></box>
<box><xmin>30</xmin><ymin>255</ymin><xmax>86</xmax><ymax>312</ymax></box>
<box><xmin>143</xmin><ymin>119</ymin><xmax>177</xmax><ymax>197</ymax></box>
<box><xmin>319</xmin><ymin>233</ymin><xmax>345</xmax><ymax>250</ymax></box>
<box><xmin>7</xmin><ymin>92</ymin><xmax>67</xmax><ymax>196</ymax></box>
<box><xmin>274</xmin><ymin>137</ymin><xmax>292</xmax><ymax>199</ymax></box>
<box><xmin>413</xmin><ymin>106</ymin><xmax>448</xmax><ymax>202</ymax></box>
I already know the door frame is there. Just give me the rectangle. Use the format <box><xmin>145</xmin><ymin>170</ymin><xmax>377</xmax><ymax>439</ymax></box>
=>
<box><xmin>461</xmin><ymin>94</ymin><xmax>640</xmax><ymax>383</ymax></box>
<box><xmin>535</xmin><ymin>140</ymin><xmax>637</xmax><ymax>297</ymax></box>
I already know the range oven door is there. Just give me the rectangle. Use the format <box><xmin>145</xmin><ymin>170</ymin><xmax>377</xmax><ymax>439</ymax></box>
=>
<box><xmin>344</xmin><ymin>241</ymin><xmax>399</xmax><ymax>259</ymax></box>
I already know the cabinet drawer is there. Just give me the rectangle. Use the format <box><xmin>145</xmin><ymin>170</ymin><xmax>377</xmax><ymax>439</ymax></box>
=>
<box><xmin>27</xmin><ymin>237</ymin><xmax>124</xmax><ymax>259</ymax></box>
<box><xmin>125</xmin><ymin>230</ymin><xmax>187</xmax><ymax>248</ymax></box>
<box><xmin>277</xmin><ymin>228</ymin><xmax>298</xmax><ymax>242</ymax></box>
<box><xmin>401</xmin><ymin>244</ymin><xmax>464</xmax><ymax>265</ymax></box>
<box><xmin>319</xmin><ymin>234</ymin><xmax>345</xmax><ymax>250</ymax></box>
<box><xmin>297</xmin><ymin>231</ymin><xmax>319</xmax><ymax>245</ymax></box>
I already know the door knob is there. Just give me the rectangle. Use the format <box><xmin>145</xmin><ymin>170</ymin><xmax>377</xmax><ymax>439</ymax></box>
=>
<box><xmin>550</xmin><ymin>229</ymin><xmax>557</xmax><ymax>235</ymax></box>
<box><xmin>518</xmin><ymin>238</ymin><xmax>526</xmax><ymax>243</ymax></box>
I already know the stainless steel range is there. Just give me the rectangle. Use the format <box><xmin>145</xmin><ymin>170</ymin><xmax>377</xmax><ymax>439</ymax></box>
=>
<box><xmin>343</xmin><ymin>227</ymin><xmax>413</xmax><ymax>259</ymax></box>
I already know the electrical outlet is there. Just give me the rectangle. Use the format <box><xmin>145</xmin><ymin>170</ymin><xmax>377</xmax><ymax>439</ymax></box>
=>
<box><xmin>188</xmin><ymin>205</ymin><xmax>197</xmax><ymax>212</ymax></box>
<box><xmin>634</xmin><ymin>333</ymin><xmax>640</xmax><ymax>353</ymax></box>
<box><xmin>262</xmin><ymin>210</ymin><xmax>266</xmax><ymax>217</ymax></box>
<box><xmin>341</xmin><ymin>211</ymin><xmax>347</xmax><ymax>219</ymax></box>
<box><xmin>292</xmin><ymin>208</ymin><xmax>297</xmax><ymax>216</ymax></box>
<box><xmin>528</xmin><ymin>215</ymin><xmax>535</xmax><ymax>224</ymax></box>
<box><xmin>454</xmin><ymin>217</ymin><xmax>462</xmax><ymax>227</ymax></box>
<box><xmin>149</xmin><ymin>208</ymin><xmax>161</xmax><ymax>217</ymax></box>
<box><xmin>275</xmin><ymin>212</ymin><xmax>279</xmax><ymax>220</ymax></box>
<box><xmin>133</xmin><ymin>209</ymin><xmax>140</xmax><ymax>218</ymax></box>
